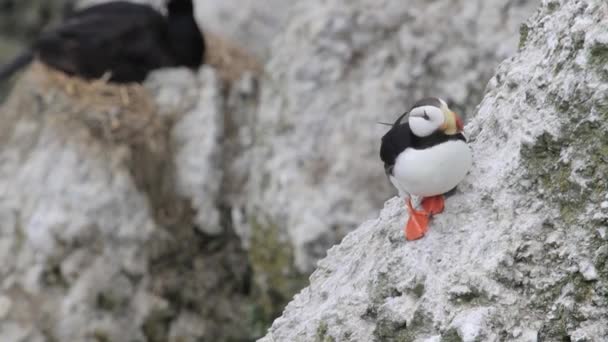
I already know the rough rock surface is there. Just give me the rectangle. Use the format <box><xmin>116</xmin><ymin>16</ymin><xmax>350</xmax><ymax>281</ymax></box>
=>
<box><xmin>249</xmin><ymin>0</ymin><xmax>540</xmax><ymax>275</ymax></box>
<box><xmin>261</xmin><ymin>0</ymin><xmax>608</xmax><ymax>341</ymax></box>
<box><xmin>0</xmin><ymin>64</ymin><xmax>254</xmax><ymax>341</ymax></box>
<box><xmin>75</xmin><ymin>0</ymin><xmax>292</xmax><ymax>59</ymax></box>
<box><xmin>195</xmin><ymin>0</ymin><xmax>293</xmax><ymax>59</ymax></box>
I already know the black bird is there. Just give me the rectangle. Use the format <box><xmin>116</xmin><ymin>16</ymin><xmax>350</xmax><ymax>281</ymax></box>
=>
<box><xmin>0</xmin><ymin>0</ymin><xmax>205</xmax><ymax>83</ymax></box>
<box><xmin>380</xmin><ymin>97</ymin><xmax>471</xmax><ymax>240</ymax></box>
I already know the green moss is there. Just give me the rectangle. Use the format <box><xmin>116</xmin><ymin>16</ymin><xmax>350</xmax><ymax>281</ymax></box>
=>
<box><xmin>519</xmin><ymin>24</ymin><xmax>530</xmax><ymax>50</ymax></box>
<box><xmin>590</xmin><ymin>44</ymin><xmax>608</xmax><ymax>66</ymax></box>
<box><xmin>521</xmin><ymin>133</ymin><xmax>580</xmax><ymax>217</ymax></box>
<box><xmin>449</xmin><ymin>287</ymin><xmax>488</xmax><ymax>306</ymax></box>
<box><xmin>521</xmin><ymin>117</ymin><xmax>608</xmax><ymax>227</ymax></box>
<box><xmin>315</xmin><ymin>322</ymin><xmax>335</xmax><ymax>342</ymax></box>
<box><xmin>142</xmin><ymin>309</ymin><xmax>174</xmax><ymax>342</ymax></box>
<box><xmin>519</xmin><ymin>93</ymin><xmax>608</xmax><ymax>324</ymax></box>
<box><xmin>412</xmin><ymin>283</ymin><xmax>425</xmax><ymax>298</ymax></box>
<box><xmin>90</xmin><ymin>330</ymin><xmax>111</xmax><ymax>342</ymax></box>
<box><xmin>371</xmin><ymin>308</ymin><xmax>433</xmax><ymax>342</ymax></box>
<box><xmin>537</xmin><ymin>305</ymin><xmax>574</xmax><ymax>342</ymax></box>
<box><xmin>441</xmin><ymin>328</ymin><xmax>463</xmax><ymax>342</ymax></box>
<box><xmin>40</xmin><ymin>264</ymin><xmax>68</xmax><ymax>288</ymax></box>
<box><xmin>594</xmin><ymin>246</ymin><xmax>608</xmax><ymax>281</ymax></box>
<box><xmin>96</xmin><ymin>293</ymin><xmax>120</xmax><ymax>311</ymax></box>
<box><xmin>373</xmin><ymin>318</ymin><xmax>409</xmax><ymax>342</ymax></box>
<box><xmin>546</xmin><ymin>1</ymin><xmax>560</xmax><ymax>12</ymax></box>
<box><xmin>590</xmin><ymin>43</ymin><xmax>608</xmax><ymax>80</ymax></box>
<box><xmin>247</xmin><ymin>218</ymin><xmax>309</xmax><ymax>338</ymax></box>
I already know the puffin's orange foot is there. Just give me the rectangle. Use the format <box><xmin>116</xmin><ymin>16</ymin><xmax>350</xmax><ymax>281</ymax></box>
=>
<box><xmin>421</xmin><ymin>195</ymin><xmax>445</xmax><ymax>215</ymax></box>
<box><xmin>405</xmin><ymin>211</ymin><xmax>430</xmax><ymax>240</ymax></box>
<box><xmin>404</xmin><ymin>198</ymin><xmax>430</xmax><ymax>240</ymax></box>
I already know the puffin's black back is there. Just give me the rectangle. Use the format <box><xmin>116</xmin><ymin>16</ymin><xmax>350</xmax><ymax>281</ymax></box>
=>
<box><xmin>380</xmin><ymin>120</ymin><xmax>412</xmax><ymax>174</ymax></box>
<box><xmin>33</xmin><ymin>0</ymin><xmax>204</xmax><ymax>83</ymax></box>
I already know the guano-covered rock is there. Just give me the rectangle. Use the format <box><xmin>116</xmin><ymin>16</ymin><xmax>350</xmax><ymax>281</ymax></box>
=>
<box><xmin>248</xmin><ymin>0</ymin><xmax>541</xmax><ymax>277</ymax></box>
<box><xmin>260</xmin><ymin>0</ymin><xmax>608</xmax><ymax>341</ymax></box>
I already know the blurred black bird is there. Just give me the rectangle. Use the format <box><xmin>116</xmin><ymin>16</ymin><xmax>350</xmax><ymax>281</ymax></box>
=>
<box><xmin>0</xmin><ymin>0</ymin><xmax>205</xmax><ymax>83</ymax></box>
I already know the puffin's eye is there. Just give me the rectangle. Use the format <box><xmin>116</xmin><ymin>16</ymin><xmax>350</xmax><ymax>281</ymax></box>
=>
<box><xmin>422</xmin><ymin>110</ymin><xmax>430</xmax><ymax>120</ymax></box>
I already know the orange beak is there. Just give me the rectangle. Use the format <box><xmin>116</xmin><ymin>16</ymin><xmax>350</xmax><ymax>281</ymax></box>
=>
<box><xmin>454</xmin><ymin>112</ymin><xmax>464</xmax><ymax>132</ymax></box>
<box><xmin>441</xmin><ymin>111</ymin><xmax>464</xmax><ymax>135</ymax></box>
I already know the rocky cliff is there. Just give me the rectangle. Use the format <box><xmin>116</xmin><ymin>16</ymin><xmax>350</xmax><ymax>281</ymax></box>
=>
<box><xmin>261</xmin><ymin>0</ymin><xmax>608</xmax><ymax>341</ymax></box>
<box><xmin>0</xmin><ymin>0</ymin><xmax>286</xmax><ymax>338</ymax></box>
<box><xmin>248</xmin><ymin>0</ymin><xmax>540</xmax><ymax>276</ymax></box>
<box><xmin>244</xmin><ymin>0</ymin><xmax>540</xmax><ymax>321</ymax></box>
<box><xmin>0</xmin><ymin>62</ymin><xmax>259</xmax><ymax>341</ymax></box>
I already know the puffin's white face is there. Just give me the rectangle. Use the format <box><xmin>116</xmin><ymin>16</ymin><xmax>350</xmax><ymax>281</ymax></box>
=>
<box><xmin>408</xmin><ymin>105</ymin><xmax>446</xmax><ymax>137</ymax></box>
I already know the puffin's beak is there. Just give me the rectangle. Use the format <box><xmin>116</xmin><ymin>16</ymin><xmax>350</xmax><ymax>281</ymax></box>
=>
<box><xmin>441</xmin><ymin>111</ymin><xmax>464</xmax><ymax>135</ymax></box>
<box><xmin>455</xmin><ymin>112</ymin><xmax>464</xmax><ymax>132</ymax></box>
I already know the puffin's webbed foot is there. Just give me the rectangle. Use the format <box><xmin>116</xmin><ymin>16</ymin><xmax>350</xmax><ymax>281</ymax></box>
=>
<box><xmin>421</xmin><ymin>195</ymin><xmax>445</xmax><ymax>215</ymax></box>
<box><xmin>405</xmin><ymin>198</ymin><xmax>430</xmax><ymax>240</ymax></box>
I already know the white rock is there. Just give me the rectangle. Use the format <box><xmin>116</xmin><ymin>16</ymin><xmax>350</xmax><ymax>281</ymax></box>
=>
<box><xmin>0</xmin><ymin>66</ymin><xmax>252</xmax><ymax>341</ymax></box>
<box><xmin>450</xmin><ymin>307</ymin><xmax>495</xmax><ymax>342</ymax></box>
<box><xmin>579</xmin><ymin>260</ymin><xmax>598</xmax><ymax>282</ymax></box>
<box><xmin>260</xmin><ymin>1</ymin><xmax>608</xmax><ymax>340</ymax></box>
<box><xmin>249</xmin><ymin>0</ymin><xmax>540</xmax><ymax>272</ymax></box>
<box><xmin>0</xmin><ymin>296</ymin><xmax>11</xmax><ymax>319</ymax></box>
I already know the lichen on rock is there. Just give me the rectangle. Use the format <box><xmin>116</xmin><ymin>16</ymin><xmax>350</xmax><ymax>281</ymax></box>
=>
<box><xmin>260</xmin><ymin>0</ymin><xmax>608</xmax><ymax>341</ymax></box>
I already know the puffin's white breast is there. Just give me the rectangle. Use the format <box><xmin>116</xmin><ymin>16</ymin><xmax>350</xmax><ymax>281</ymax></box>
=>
<box><xmin>392</xmin><ymin>140</ymin><xmax>472</xmax><ymax>197</ymax></box>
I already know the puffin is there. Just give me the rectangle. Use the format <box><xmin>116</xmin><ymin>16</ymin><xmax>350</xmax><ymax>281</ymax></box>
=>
<box><xmin>380</xmin><ymin>97</ymin><xmax>472</xmax><ymax>240</ymax></box>
<box><xmin>0</xmin><ymin>0</ymin><xmax>205</xmax><ymax>83</ymax></box>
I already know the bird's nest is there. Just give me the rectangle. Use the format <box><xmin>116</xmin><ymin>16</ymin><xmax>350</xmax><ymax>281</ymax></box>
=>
<box><xmin>27</xmin><ymin>62</ymin><xmax>167</xmax><ymax>152</ymax></box>
<box><xmin>204</xmin><ymin>31</ymin><xmax>263</xmax><ymax>83</ymax></box>
<box><xmin>6</xmin><ymin>31</ymin><xmax>262</xmax><ymax>151</ymax></box>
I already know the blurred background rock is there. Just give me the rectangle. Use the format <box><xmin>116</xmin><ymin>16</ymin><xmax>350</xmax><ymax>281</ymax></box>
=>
<box><xmin>0</xmin><ymin>0</ymin><xmax>291</xmax><ymax>101</ymax></box>
<box><xmin>0</xmin><ymin>0</ymin><xmax>71</xmax><ymax>101</ymax></box>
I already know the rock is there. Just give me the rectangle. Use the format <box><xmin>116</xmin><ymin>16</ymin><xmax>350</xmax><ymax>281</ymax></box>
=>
<box><xmin>147</xmin><ymin>68</ymin><xmax>224</xmax><ymax>235</ymax></box>
<box><xmin>195</xmin><ymin>0</ymin><xmax>293</xmax><ymax>59</ymax></box>
<box><xmin>0</xmin><ymin>0</ymin><xmax>72</xmax><ymax>102</ymax></box>
<box><xmin>0</xmin><ymin>63</ymin><xmax>253</xmax><ymax>341</ymax></box>
<box><xmin>249</xmin><ymin>0</ymin><xmax>540</xmax><ymax>273</ymax></box>
<box><xmin>0</xmin><ymin>296</ymin><xmax>11</xmax><ymax>319</ymax></box>
<box><xmin>260</xmin><ymin>0</ymin><xmax>608</xmax><ymax>341</ymax></box>
<box><xmin>245</xmin><ymin>0</ymin><xmax>540</xmax><ymax>330</ymax></box>
<box><xmin>75</xmin><ymin>0</ymin><xmax>292</xmax><ymax>60</ymax></box>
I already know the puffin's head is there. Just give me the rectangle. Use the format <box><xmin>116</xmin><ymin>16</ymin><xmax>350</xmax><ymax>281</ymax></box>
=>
<box><xmin>407</xmin><ymin>97</ymin><xmax>464</xmax><ymax>137</ymax></box>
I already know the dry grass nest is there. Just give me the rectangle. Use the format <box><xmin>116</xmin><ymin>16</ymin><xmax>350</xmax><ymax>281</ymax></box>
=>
<box><xmin>204</xmin><ymin>31</ymin><xmax>263</xmax><ymax>83</ymax></box>
<box><xmin>12</xmin><ymin>33</ymin><xmax>261</xmax><ymax>150</ymax></box>
<box><xmin>29</xmin><ymin>62</ymin><xmax>167</xmax><ymax>153</ymax></box>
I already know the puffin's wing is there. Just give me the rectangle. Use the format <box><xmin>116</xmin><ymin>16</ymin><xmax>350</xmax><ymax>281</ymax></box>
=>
<box><xmin>380</xmin><ymin>122</ymin><xmax>412</xmax><ymax>175</ymax></box>
<box><xmin>34</xmin><ymin>2</ymin><xmax>172</xmax><ymax>81</ymax></box>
